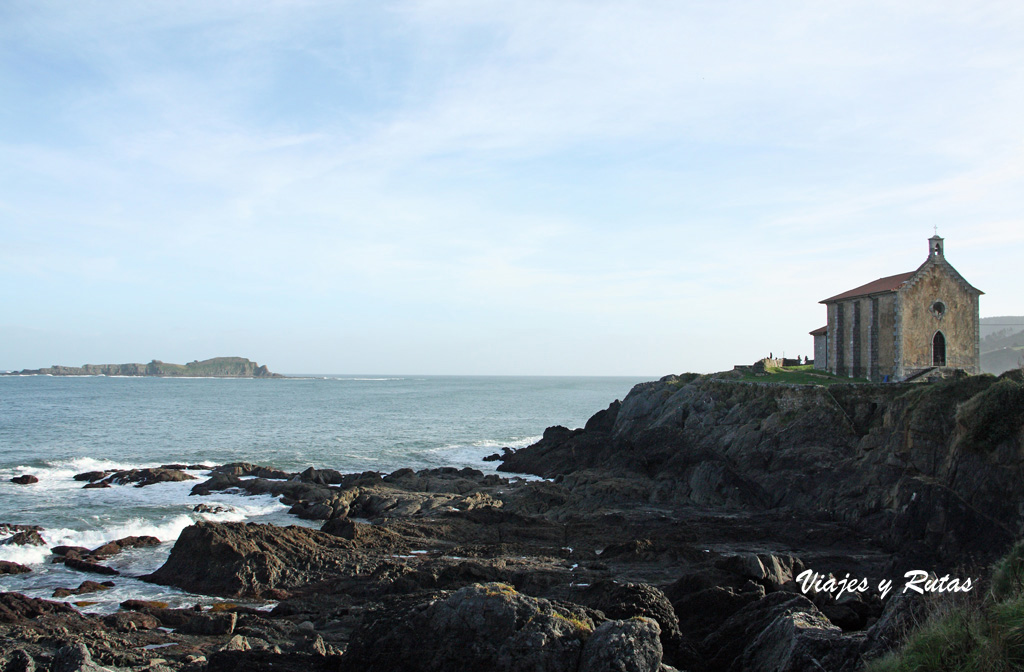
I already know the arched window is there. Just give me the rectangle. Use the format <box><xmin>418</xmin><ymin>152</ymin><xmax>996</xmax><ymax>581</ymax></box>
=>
<box><xmin>933</xmin><ymin>331</ymin><xmax>946</xmax><ymax>367</ymax></box>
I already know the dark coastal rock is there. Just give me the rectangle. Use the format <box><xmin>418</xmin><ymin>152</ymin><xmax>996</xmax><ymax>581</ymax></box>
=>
<box><xmin>49</xmin><ymin>537</ymin><xmax>158</xmax><ymax>572</ymax></box>
<box><xmin>82</xmin><ymin>482</ymin><xmax>110</xmax><ymax>489</ymax></box>
<box><xmin>583</xmin><ymin>399</ymin><xmax>620</xmax><ymax>433</ymax></box>
<box><xmin>206</xmin><ymin>650</ymin><xmax>344</xmax><ymax>672</ymax></box>
<box><xmin>159</xmin><ymin>463</ymin><xmax>213</xmax><ymax>471</ymax></box>
<box><xmin>669</xmin><ymin>582</ymin><xmax>765</xmax><ymax>646</ymax></box>
<box><xmin>120</xmin><ymin>600</ymin><xmax>234</xmax><ymax>634</ymax></box>
<box><xmin>181</xmin><ymin>611</ymin><xmax>238</xmax><ymax>635</ymax></box>
<box><xmin>699</xmin><ymin>591</ymin><xmax>858</xmax><ymax>671</ymax></box>
<box><xmin>382</xmin><ymin>466</ymin><xmax>499</xmax><ymax>494</ymax></box>
<box><xmin>9</xmin><ymin>475</ymin><xmax>39</xmax><ymax>485</ymax></box>
<box><xmin>120</xmin><ymin>599</ymin><xmax>173</xmax><ymax>611</ymax></box>
<box><xmin>343</xmin><ymin>483</ymin><xmax>502</xmax><ymax>520</ymax></box>
<box><xmin>0</xmin><ymin>524</ymin><xmax>44</xmax><ymax>535</ymax></box>
<box><xmin>62</xmin><ymin>558</ymin><xmax>119</xmax><ymax>576</ymax></box>
<box><xmin>213</xmin><ymin>462</ymin><xmax>294</xmax><ymax>479</ymax></box>
<box><xmin>0</xmin><ymin>593</ymin><xmax>81</xmax><ymax>622</ymax></box>
<box><xmin>578</xmin><ymin>617</ymin><xmax>663</xmax><ymax>672</ymax></box>
<box><xmin>193</xmin><ymin>503</ymin><xmax>235</xmax><ymax>514</ymax></box>
<box><xmin>344</xmin><ymin>583</ymin><xmax>599</xmax><ymax>671</ymax></box>
<box><xmin>102</xmin><ymin>610</ymin><xmax>161</xmax><ymax>632</ymax></box>
<box><xmin>714</xmin><ymin>552</ymin><xmax>801</xmax><ymax>590</ymax></box>
<box><xmin>498</xmin><ymin>374</ymin><xmax>1024</xmax><ymax>565</ymax></box>
<box><xmin>861</xmin><ymin>590</ymin><xmax>934</xmax><ymax>659</ymax></box>
<box><xmin>298</xmin><ymin>466</ymin><xmax>345</xmax><ymax>485</ymax></box>
<box><xmin>51</xmin><ymin>641</ymin><xmax>116</xmax><ymax>672</ymax></box>
<box><xmin>191</xmin><ymin>472</ymin><xmax>243</xmax><ymax>495</ymax></box>
<box><xmin>98</xmin><ymin>467</ymin><xmax>196</xmax><ymax>488</ymax></box>
<box><xmin>88</xmin><ymin>535</ymin><xmax>161</xmax><ymax>559</ymax></box>
<box><xmin>736</xmin><ymin>609</ymin><xmax>865</xmax><ymax>672</ymax></box>
<box><xmin>51</xmin><ymin>545</ymin><xmax>91</xmax><ymax>558</ymax></box>
<box><xmin>0</xmin><ymin>561</ymin><xmax>32</xmax><ymax>575</ymax></box>
<box><xmin>317</xmin><ymin>516</ymin><xmax>410</xmax><ymax>550</ymax></box>
<box><xmin>52</xmin><ymin>581</ymin><xmax>114</xmax><ymax>598</ymax></box>
<box><xmin>272</xmin><ymin>470</ymin><xmax>504</xmax><ymax>526</ymax></box>
<box><xmin>289</xmin><ymin>501</ymin><xmax>334</xmax><ymax>520</ymax></box>
<box><xmin>181</xmin><ymin>610</ymin><xmax>238</xmax><ymax>635</ymax></box>
<box><xmin>501</xmin><ymin>480</ymin><xmax>583</xmax><ymax>518</ymax></box>
<box><xmin>73</xmin><ymin>471</ymin><xmax>111</xmax><ymax>482</ymax></box>
<box><xmin>1</xmin><ymin>530</ymin><xmax>47</xmax><ymax>547</ymax></box>
<box><xmin>819</xmin><ymin>601</ymin><xmax>866</xmax><ymax>632</ymax></box>
<box><xmin>320</xmin><ymin>516</ymin><xmax>359</xmax><ymax>539</ymax></box>
<box><xmin>142</xmin><ymin>521</ymin><xmax>376</xmax><ymax>597</ymax></box>
<box><xmin>573</xmin><ymin>580</ymin><xmax>682</xmax><ymax>665</ymax></box>
<box><xmin>190</xmin><ymin>473</ymin><xmax>334</xmax><ymax>502</ymax></box>
<box><xmin>1</xmin><ymin>649</ymin><xmax>36</xmax><ymax>672</ymax></box>
<box><xmin>499</xmin><ymin>425</ymin><xmax>594</xmax><ymax>479</ymax></box>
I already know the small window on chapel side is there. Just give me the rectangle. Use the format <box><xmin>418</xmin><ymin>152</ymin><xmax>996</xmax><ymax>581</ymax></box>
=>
<box><xmin>931</xmin><ymin>301</ymin><xmax>946</xmax><ymax>316</ymax></box>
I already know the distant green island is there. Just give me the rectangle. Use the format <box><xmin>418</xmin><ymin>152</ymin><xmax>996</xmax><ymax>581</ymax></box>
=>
<box><xmin>4</xmin><ymin>357</ymin><xmax>282</xmax><ymax>378</ymax></box>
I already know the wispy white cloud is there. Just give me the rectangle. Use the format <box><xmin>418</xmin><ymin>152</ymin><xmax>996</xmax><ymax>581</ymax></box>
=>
<box><xmin>1</xmin><ymin>0</ymin><xmax>1022</xmax><ymax>373</ymax></box>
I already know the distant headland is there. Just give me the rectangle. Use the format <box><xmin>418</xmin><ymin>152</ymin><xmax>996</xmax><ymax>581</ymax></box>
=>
<box><xmin>3</xmin><ymin>357</ymin><xmax>282</xmax><ymax>378</ymax></box>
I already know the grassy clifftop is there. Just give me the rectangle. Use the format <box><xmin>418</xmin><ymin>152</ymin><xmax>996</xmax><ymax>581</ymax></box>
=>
<box><xmin>729</xmin><ymin>363</ymin><xmax>869</xmax><ymax>385</ymax></box>
<box><xmin>869</xmin><ymin>540</ymin><xmax>1024</xmax><ymax>672</ymax></box>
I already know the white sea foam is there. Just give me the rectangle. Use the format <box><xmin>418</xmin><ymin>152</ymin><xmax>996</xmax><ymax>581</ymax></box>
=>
<box><xmin>0</xmin><ymin>515</ymin><xmax>193</xmax><ymax>566</ymax></box>
<box><xmin>432</xmin><ymin>435</ymin><xmax>540</xmax><ymax>455</ymax></box>
<box><xmin>472</xmin><ymin>436</ymin><xmax>541</xmax><ymax>449</ymax></box>
<box><xmin>0</xmin><ymin>543</ymin><xmax>52</xmax><ymax>566</ymax></box>
<box><xmin>0</xmin><ymin>484</ymin><xmax>288</xmax><ymax>566</ymax></box>
<box><xmin>412</xmin><ymin>435</ymin><xmax>541</xmax><ymax>473</ymax></box>
<box><xmin>191</xmin><ymin>496</ymin><xmax>288</xmax><ymax>523</ymax></box>
<box><xmin>0</xmin><ymin>456</ymin><xmax>210</xmax><ymax>485</ymax></box>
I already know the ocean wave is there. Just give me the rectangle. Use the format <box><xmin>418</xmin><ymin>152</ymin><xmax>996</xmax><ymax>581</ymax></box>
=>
<box><xmin>0</xmin><ymin>543</ymin><xmax>52</xmax><ymax>566</ymax></box>
<box><xmin>0</xmin><ymin>514</ymin><xmax>191</xmax><ymax>566</ymax></box>
<box><xmin>428</xmin><ymin>435</ymin><xmax>540</xmax><ymax>454</ymax></box>
<box><xmin>0</xmin><ymin>457</ymin><xmax>211</xmax><ymax>486</ymax></box>
<box><xmin>0</xmin><ymin>488</ymin><xmax>292</xmax><ymax>567</ymax></box>
<box><xmin>191</xmin><ymin>496</ymin><xmax>287</xmax><ymax>523</ymax></box>
<box><xmin>468</xmin><ymin>436</ymin><xmax>541</xmax><ymax>450</ymax></box>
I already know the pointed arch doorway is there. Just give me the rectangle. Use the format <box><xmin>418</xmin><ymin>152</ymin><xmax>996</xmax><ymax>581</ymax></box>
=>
<box><xmin>932</xmin><ymin>331</ymin><xmax>946</xmax><ymax>367</ymax></box>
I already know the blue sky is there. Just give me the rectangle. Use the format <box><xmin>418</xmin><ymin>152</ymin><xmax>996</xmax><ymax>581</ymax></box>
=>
<box><xmin>2</xmin><ymin>1</ymin><xmax>1022</xmax><ymax>375</ymax></box>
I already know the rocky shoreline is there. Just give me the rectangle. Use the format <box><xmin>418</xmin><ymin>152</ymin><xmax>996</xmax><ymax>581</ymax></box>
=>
<box><xmin>2</xmin><ymin>369</ymin><xmax>1022</xmax><ymax>671</ymax></box>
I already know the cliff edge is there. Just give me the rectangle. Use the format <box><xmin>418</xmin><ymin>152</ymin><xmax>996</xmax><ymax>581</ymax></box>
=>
<box><xmin>500</xmin><ymin>370</ymin><xmax>1024</xmax><ymax>569</ymax></box>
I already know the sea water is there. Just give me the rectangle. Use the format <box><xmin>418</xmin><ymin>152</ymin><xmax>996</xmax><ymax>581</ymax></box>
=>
<box><xmin>0</xmin><ymin>374</ymin><xmax>643</xmax><ymax>611</ymax></box>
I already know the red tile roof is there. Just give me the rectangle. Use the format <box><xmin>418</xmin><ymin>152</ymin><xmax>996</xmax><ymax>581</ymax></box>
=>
<box><xmin>809</xmin><ymin>326</ymin><xmax>827</xmax><ymax>336</ymax></box>
<box><xmin>820</xmin><ymin>271</ymin><xmax>916</xmax><ymax>303</ymax></box>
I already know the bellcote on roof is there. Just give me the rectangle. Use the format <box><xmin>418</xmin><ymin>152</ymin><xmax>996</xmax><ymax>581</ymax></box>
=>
<box><xmin>820</xmin><ymin>236</ymin><xmax>982</xmax><ymax>305</ymax></box>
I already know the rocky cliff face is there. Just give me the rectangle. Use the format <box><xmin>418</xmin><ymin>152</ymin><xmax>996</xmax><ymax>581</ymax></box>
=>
<box><xmin>501</xmin><ymin>370</ymin><xmax>1024</xmax><ymax>568</ymax></box>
